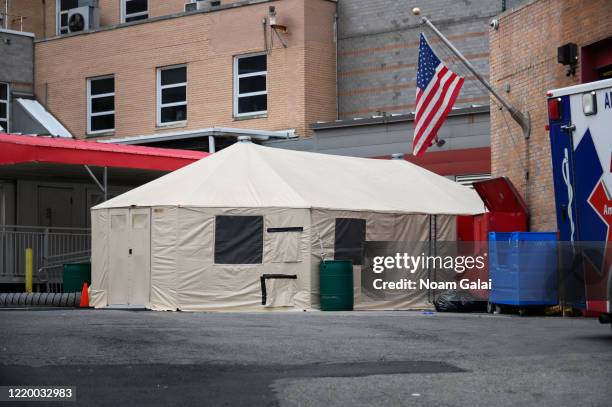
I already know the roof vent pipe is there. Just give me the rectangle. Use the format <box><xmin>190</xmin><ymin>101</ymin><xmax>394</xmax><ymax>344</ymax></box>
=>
<box><xmin>237</xmin><ymin>136</ymin><xmax>252</xmax><ymax>143</ymax></box>
<box><xmin>391</xmin><ymin>153</ymin><xmax>404</xmax><ymax>160</ymax></box>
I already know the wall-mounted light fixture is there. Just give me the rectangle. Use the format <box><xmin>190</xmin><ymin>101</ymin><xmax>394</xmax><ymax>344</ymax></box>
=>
<box><xmin>557</xmin><ymin>43</ymin><xmax>578</xmax><ymax>77</ymax></box>
<box><xmin>267</xmin><ymin>6</ymin><xmax>288</xmax><ymax>49</ymax></box>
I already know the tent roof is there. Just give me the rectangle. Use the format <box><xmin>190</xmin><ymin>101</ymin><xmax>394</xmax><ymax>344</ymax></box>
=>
<box><xmin>94</xmin><ymin>141</ymin><xmax>485</xmax><ymax>215</ymax></box>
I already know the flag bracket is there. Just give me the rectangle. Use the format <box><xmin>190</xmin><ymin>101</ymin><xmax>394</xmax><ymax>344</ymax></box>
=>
<box><xmin>413</xmin><ymin>8</ymin><xmax>531</xmax><ymax>140</ymax></box>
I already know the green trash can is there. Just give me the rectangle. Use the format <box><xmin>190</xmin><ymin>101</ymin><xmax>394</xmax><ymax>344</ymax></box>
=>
<box><xmin>320</xmin><ymin>260</ymin><xmax>353</xmax><ymax>311</ymax></box>
<box><xmin>63</xmin><ymin>262</ymin><xmax>91</xmax><ymax>293</ymax></box>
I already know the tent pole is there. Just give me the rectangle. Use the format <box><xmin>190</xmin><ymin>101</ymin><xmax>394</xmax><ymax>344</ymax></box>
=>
<box><xmin>208</xmin><ymin>136</ymin><xmax>216</xmax><ymax>153</ymax></box>
<box><xmin>103</xmin><ymin>167</ymin><xmax>108</xmax><ymax>201</ymax></box>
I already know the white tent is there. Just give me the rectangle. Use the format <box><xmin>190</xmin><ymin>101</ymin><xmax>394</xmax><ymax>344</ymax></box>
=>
<box><xmin>90</xmin><ymin>141</ymin><xmax>484</xmax><ymax>311</ymax></box>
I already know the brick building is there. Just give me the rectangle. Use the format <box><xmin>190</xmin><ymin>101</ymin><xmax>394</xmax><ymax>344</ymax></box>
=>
<box><xmin>2</xmin><ymin>0</ymin><xmax>337</xmax><ymax>147</ymax></box>
<box><xmin>490</xmin><ymin>0</ymin><xmax>612</xmax><ymax>231</ymax></box>
<box><xmin>336</xmin><ymin>0</ymin><xmax>507</xmax><ymax>119</ymax></box>
<box><xmin>278</xmin><ymin>0</ymin><xmax>524</xmax><ymax>183</ymax></box>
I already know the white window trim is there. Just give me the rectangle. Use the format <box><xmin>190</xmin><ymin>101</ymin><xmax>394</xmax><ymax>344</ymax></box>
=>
<box><xmin>56</xmin><ymin>0</ymin><xmax>71</xmax><ymax>35</ymax></box>
<box><xmin>87</xmin><ymin>75</ymin><xmax>115</xmax><ymax>135</ymax></box>
<box><xmin>233</xmin><ymin>52</ymin><xmax>268</xmax><ymax>118</ymax></box>
<box><xmin>156</xmin><ymin>64</ymin><xmax>187</xmax><ymax>127</ymax></box>
<box><xmin>120</xmin><ymin>0</ymin><xmax>149</xmax><ymax>23</ymax></box>
<box><xmin>0</xmin><ymin>82</ymin><xmax>9</xmax><ymax>133</ymax></box>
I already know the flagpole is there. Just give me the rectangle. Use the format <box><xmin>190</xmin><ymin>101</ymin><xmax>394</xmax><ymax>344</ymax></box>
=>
<box><xmin>412</xmin><ymin>7</ymin><xmax>531</xmax><ymax>139</ymax></box>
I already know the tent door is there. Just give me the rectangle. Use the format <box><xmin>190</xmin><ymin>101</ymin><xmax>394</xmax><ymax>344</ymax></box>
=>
<box><xmin>108</xmin><ymin>208</ymin><xmax>151</xmax><ymax>306</ymax></box>
<box><xmin>128</xmin><ymin>208</ymin><xmax>151</xmax><ymax>305</ymax></box>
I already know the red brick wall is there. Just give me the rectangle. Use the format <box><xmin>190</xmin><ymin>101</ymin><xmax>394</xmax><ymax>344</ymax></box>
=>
<box><xmin>489</xmin><ymin>0</ymin><xmax>612</xmax><ymax>231</ymax></box>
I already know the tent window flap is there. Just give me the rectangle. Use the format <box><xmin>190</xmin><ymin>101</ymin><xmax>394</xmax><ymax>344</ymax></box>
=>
<box><xmin>215</xmin><ymin>216</ymin><xmax>263</xmax><ymax>264</ymax></box>
<box><xmin>334</xmin><ymin>218</ymin><xmax>366</xmax><ymax>265</ymax></box>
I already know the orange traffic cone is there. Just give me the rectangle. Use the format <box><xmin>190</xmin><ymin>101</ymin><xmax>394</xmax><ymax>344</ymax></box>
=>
<box><xmin>80</xmin><ymin>282</ymin><xmax>90</xmax><ymax>308</ymax></box>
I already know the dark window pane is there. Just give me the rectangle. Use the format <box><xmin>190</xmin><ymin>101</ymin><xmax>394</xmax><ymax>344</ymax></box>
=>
<box><xmin>126</xmin><ymin>0</ymin><xmax>148</xmax><ymax>14</ymax></box>
<box><xmin>238</xmin><ymin>95</ymin><xmax>267</xmax><ymax>114</ymax></box>
<box><xmin>90</xmin><ymin>77</ymin><xmax>114</xmax><ymax>95</ymax></box>
<box><xmin>238</xmin><ymin>55</ymin><xmax>266</xmax><ymax>75</ymax></box>
<box><xmin>60</xmin><ymin>0</ymin><xmax>78</xmax><ymax>11</ymax></box>
<box><xmin>161</xmin><ymin>86</ymin><xmax>186</xmax><ymax>104</ymax></box>
<box><xmin>60</xmin><ymin>28</ymin><xmax>69</xmax><ymax>34</ymax></box>
<box><xmin>60</xmin><ymin>13</ymin><xmax>68</xmax><ymax>26</ymax></box>
<box><xmin>334</xmin><ymin>218</ymin><xmax>366</xmax><ymax>266</ymax></box>
<box><xmin>0</xmin><ymin>84</ymin><xmax>7</xmax><ymax>99</ymax></box>
<box><xmin>160</xmin><ymin>67</ymin><xmax>186</xmax><ymax>86</ymax></box>
<box><xmin>91</xmin><ymin>114</ymin><xmax>114</xmax><ymax>131</ymax></box>
<box><xmin>0</xmin><ymin>121</ymin><xmax>7</xmax><ymax>131</ymax></box>
<box><xmin>161</xmin><ymin>105</ymin><xmax>187</xmax><ymax>123</ymax></box>
<box><xmin>215</xmin><ymin>216</ymin><xmax>263</xmax><ymax>264</ymax></box>
<box><xmin>91</xmin><ymin>96</ymin><xmax>114</xmax><ymax>113</ymax></box>
<box><xmin>0</xmin><ymin>103</ymin><xmax>7</xmax><ymax>118</ymax></box>
<box><xmin>125</xmin><ymin>14</ymin><xmax>148</xmax><ymax>22</ymax></box>
<box><xmin>239</xmin><ymin>75</ymin><xmax>266</xmax><ymax>94</ymax></box>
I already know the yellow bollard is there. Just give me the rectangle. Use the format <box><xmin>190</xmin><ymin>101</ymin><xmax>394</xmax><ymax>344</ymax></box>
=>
<box><xmin>25</xmin><ymin>248</ymin><xmax>33</xmax><ymax>293</ymax></box>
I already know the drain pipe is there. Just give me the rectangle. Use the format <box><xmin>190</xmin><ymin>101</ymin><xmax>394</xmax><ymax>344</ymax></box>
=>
<box><xmin>334</xmin><ymin>11</ymin><xmax>339</xmax><ymax>119</ymax></box>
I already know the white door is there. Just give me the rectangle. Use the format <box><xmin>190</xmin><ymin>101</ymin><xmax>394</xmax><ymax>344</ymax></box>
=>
<box><xmin>108</xmin><ymin>208</ymin><xmax>151</xmax><ymax>306</ymax></box>
<box><xmin>109</xmin><ymin>209</ymin><xmax>129</xmax><ymax>305</ymax></box>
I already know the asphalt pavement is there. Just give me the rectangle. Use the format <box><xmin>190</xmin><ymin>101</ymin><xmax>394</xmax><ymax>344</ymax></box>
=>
<box><xmin>0</xmin><ymin>309</ymin><xmax>611</xmax><ymax>406</ymax></box>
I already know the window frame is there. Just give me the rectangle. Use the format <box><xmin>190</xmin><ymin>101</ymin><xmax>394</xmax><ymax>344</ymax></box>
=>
<box><xmin>56</xmin><ymin>0</ymin><xmax>78</xmax><ymax>35</ymax></box>
<box><xmin>156</xmin><ymin>64</ymin><xmax>188</xmax><ymax>127</ymax></box>
<box><xmin>0</xmin><ymin>82</ymin><xmax>10</xmax><ymax>133</ymax></box>
<box><xmin>121</xmin><ymin>0</ymin><xmax>149</xmax><ymax>23</ymax></box>
<box><xmin>233</xmin><ymin>52</ymin><xmax>268</xmax><ymax>118</ymax></box>
<box><xmin>87</xmin><ymin>75</ymin><xmax>115</xmax><ymax>135</ymax></box>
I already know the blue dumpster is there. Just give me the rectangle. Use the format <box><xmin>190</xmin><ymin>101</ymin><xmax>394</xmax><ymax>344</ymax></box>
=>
<box><xmin>489</xmin><ymin>232</ymin><xmax>558</xmax><ymax>307</ymax></box>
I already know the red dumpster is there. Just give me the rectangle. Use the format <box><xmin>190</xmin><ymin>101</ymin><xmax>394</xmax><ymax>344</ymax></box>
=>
<box><xmin>457</xmin><ymin>177</ymin><xmax>528</xmax><ymax>300</ymax></box>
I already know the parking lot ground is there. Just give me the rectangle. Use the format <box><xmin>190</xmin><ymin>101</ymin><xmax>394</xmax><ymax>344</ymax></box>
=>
<box><xmin>1</xmin><ymin>309</ymin><xmax>611</xmax><ymax>406</ymax></box>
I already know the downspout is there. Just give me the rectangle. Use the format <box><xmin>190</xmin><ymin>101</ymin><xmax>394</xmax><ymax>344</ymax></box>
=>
<box><xmin>42</xmin><ymin>0</ymin><xmax>46</xmax><ymax>38</ymax></box>
<box><xmin>5</xmin><ymin>0</ymin><xmax>9</xmax><ymax>29</ymax></box>
<box><xmin>334</xmin><ymin>11</ymin><xmax>339</xmax><ymax>119</ymax></box>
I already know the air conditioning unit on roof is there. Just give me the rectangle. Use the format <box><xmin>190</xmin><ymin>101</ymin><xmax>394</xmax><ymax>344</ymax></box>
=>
<box><xmin>185</xmin><ymin>0</ymin><xmax>221</xmax><ymax>12</ymax></box>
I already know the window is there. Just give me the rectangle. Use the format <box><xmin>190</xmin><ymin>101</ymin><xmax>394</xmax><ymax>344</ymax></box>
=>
<box><xmin>334</xmin><ymin>218</ymin><xmax>366</xmax><ymax>266</ymax></box>
<box><xmin>157</xmin><ymin>65</ymin><xmax>187</xmax><ymax>126</ymax></box>
<box><xmin>57</xmin><ymin>0</ymin><xmax>78</xmax><ymax>35</ymax></box>
<box><xmin>122</xmin><ymin>0</ymin><xmax>148</xmax><ymax>22</ymax></box>
<box><xmin>87</xmin><ymin>75</ymin><xmax>115</xmax><ymax>134</ymax></box>
<box><xmin>0</xmin><ymin>83</ymin><xmax>9</xmax><ymax>132</ymax></box>
<box><xmin>234</xmin><ymin>53</ymin><xmax>267</xmax><ymax>117</ymax></box>
<box><xmin>215</xmin><ymin>216</ymin><xmax>263</xmax><ymax>264</ymax></box>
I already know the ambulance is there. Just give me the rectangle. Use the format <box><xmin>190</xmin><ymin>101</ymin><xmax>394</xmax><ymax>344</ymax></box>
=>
<box><xmin>547</xmin><ymin>78</ymin><xmax>612</xmax><ymax>330</ymax></box>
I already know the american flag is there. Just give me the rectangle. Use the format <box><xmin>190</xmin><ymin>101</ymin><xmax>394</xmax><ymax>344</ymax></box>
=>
<box><xmin>413</xmin><ymin>33</ymin><xmax>464</xmax><ymax>157</ymax></box>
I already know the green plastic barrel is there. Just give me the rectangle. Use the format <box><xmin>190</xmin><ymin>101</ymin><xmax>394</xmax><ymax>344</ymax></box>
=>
<box><xmin>63</xmin><ymin>262</ymin><xmax>91</xmax><ymax>293</ymax></box>
<box><xmin>320</xmin><ymin>260</ymin><xmax>354</xmax><ymax>311</ymax></box>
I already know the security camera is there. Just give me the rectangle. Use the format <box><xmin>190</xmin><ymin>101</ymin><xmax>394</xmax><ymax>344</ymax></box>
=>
<box><xmin>490</xmin><ymin>19</ymin><xmax>499</xmax><ymax>30</ymax></box>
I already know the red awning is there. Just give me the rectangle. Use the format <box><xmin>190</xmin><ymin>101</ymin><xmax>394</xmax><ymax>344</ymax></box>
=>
<box><xmin>376</xmin><ymin>147</ymin><xmax>491</xmax><ymax>176</ymax></box>
<box><xmin>0</xmin><ymin>133</ymin><xmax>208</xmax><ymax>172</ymax></box>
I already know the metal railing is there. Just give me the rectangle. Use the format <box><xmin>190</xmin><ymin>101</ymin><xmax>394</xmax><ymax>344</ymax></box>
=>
<box><xmin>0</xmin><ymin>225</ymin><xmax>91</xmax><ymax>292</ymax></box>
